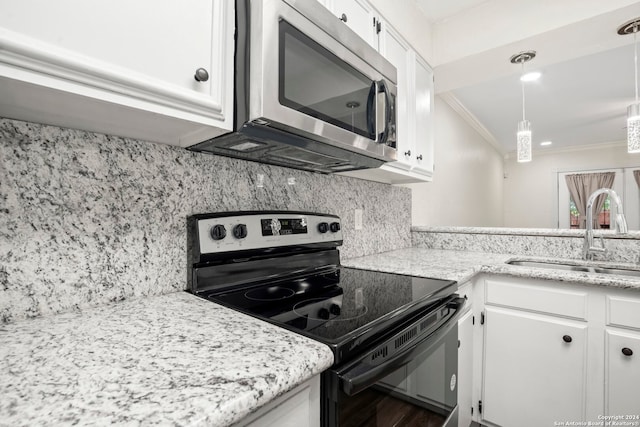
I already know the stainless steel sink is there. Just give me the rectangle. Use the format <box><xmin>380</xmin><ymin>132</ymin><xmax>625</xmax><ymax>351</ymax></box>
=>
<box><xmin>506</xmin><ymin>260</ymin><xmax>640</xmax><ymax>278</ymax></box>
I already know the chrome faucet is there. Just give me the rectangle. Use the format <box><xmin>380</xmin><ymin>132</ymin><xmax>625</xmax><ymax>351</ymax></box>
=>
<box><xmin>582</xmin><ymin>188</ymin><xmax>628</xmax><ymax>260</ymax></box>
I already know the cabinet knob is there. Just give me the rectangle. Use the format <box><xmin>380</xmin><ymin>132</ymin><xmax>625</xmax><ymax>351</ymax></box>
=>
<box><xmin>194</xmin><ymin>68</ymin><xmax>209</xmax><ymax>82</ymax></box>
<box><xmin>340</xmin><ymin>13</ymin><xmax>348</xmax><ymax>22</ymax></box>
<box><xmin>622</xmin><ymin>347</ymin><xmax>633</xmax><ymax>356</ymax></box>
<box><xmin>404</xmin><ymin>150</ymin><xmax>411</xmax><ymax>156</ymax></box>
<box><xmin>416</xmin><ymin>154</ymin><xmax>423</xmax><ymax>161</ymax></box>
<box><xmin>562</xmin><ymin>335</ymin><xmax>572</xmax><ymax>343</ymax></box>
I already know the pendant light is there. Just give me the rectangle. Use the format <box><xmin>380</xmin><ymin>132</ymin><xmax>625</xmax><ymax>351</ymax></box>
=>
<box><xmin>618</xmin><ymin>18</ymin><xmax>640</xmax><ymax>153</ymax></box>
<box><xmin>510</xmin><ymin>51</ymin><xmax>536</xmax><ymax>163</ymax></box>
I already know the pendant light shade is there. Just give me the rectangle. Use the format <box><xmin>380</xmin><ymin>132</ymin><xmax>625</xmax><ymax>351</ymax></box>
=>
<box><xmin>628</xmin><ymin>104</ymin><xmax>640</xmax><ymax>153</ymax></box>
<box><xmin>619</xmin><ymin>18</ymin><xmax>640</xmax><ymax>153</ymax></box>
<box><xmin>517</xmin><ymin>120</ymin><xmax>532</xmax><ymax>162</ymax></box>
<box><xmin>510</xmin><ymin>51</ymin><xmax>536</xmax><ymax>163</ymax></box>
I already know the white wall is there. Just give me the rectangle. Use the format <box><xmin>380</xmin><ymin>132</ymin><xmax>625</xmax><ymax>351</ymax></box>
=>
<box><xmin>407</xmin><ymin>96</ymin><xmax>504</xmax><ymax>226</ymax></box>
<box><xmin>503</xmin><ymin>142</ymin><xmax>640</xmax><ymax>228</ymax></box>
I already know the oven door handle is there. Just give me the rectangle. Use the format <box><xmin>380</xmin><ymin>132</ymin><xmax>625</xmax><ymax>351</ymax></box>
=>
<box><xmin>338</xmin><ymin>296</ymin><xmax>465</xmax><ymax>396</ymax></box>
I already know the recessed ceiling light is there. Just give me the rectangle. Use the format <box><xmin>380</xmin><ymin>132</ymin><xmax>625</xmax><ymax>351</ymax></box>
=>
<box><xmin>520</xmin><ymin>71</ymin><xmax>541</xmax><ymax>82</ymax></box>
<box><xmin>540</xmin><ymin>141</ymin><xmax>552</xmax><ymax>146</ymax></box>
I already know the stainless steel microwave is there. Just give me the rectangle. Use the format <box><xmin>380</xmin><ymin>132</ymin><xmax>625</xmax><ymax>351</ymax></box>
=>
<box><xmin>188</xmin><ymin>0</ymin><xmax>398</xmax><ymax>174</ymax></box>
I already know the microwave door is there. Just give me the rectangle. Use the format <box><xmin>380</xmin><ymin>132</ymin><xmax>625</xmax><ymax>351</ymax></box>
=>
<box><xmin>251</xmin><ymin>0</ymin><xmax>397</xmax><ymax>162</ymax></box>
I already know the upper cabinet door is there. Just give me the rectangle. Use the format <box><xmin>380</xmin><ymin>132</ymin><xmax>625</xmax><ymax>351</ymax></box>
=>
<box><xmin>413</xmin><ymin>57</ymin><xmax>435</xmax><ymax>176</ymax></box>
<box><xmin>379</xmin><ymin>25</ymin><xmax>413</xmax><ymax>171</ymax></box>
<box><xmin>327</xmin><ymin>0</ymin><xmax>378</xmax><ymax>49</ymax></box>
<box><xmin>0</xmin><ymin>0</ymin><xmax>213</xmax><ymax>94</ymax></box>
<box><xmin>0</xmin><ymin>0</ymin><xmax>234</xmax><ymax>146</ymax></box>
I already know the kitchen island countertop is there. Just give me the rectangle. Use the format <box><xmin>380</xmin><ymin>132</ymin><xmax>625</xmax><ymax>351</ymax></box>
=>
<box><xmin>0</xmin><ymin>291</ymin><xmax>333</xmax><ymax>427</ymax></box>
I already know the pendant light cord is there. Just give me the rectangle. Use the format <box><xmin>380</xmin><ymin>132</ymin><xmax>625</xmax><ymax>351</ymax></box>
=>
<box><xmin>521</xmin><ymin>58</ymin><xmax>526</xmax><ymax>121</ymax></box>
<box><xmin>635</xmin><ymin>23</ymin><xmax>638</xmax><ymax>104</ymax></box>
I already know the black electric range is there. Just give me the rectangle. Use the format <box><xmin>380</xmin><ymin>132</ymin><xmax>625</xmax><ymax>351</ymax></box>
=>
<box><xmin>187</xmin><ymin>211</ymin><xmax>462</xmax><ymax>427</ymax></box>
<box><xmin>187</xmin><ymin>211</ymin><xmax>457</xmax><ymax>364</ymax></box>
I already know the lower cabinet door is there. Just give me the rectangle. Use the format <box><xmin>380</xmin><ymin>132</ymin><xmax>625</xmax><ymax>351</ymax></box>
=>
<box><xmin>605</xmin><ymin>329</ymin><xmax>640</xmax><ymax>417</ymax></box>
<box><xmin>457</xmin><ymin>309</ymin><xmax>474</xmax><ymax>427</ymax></box>
<box><xmin>482</xmin><ymin>307</ymin><xmax>588</xmax><ymax>427</ymax></box>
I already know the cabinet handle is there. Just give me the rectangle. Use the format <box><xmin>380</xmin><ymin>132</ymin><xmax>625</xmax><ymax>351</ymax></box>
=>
<box><xmin>194</xmin><ymin>68</ymin><xmax>209</xmax><ymax>82</ymax></box>
<box><xmin>622</xmin><ymin>347</ymin><xmax>633</xmax><ymax>356</ymax></box>
<box><xmin>416</xmin><ymin>154</ymin><xmax>423</xmax><ymax>161</ymax></box>
<box><xmin>562</xmin><ymin>335</ymin><xmax>572</xmax><ymax>343</ymax></box>
<box><xmin>404</xmin><ymin>150</ymin><xmax>411</xmax><ymax>156</ymax></box>
<box><xmin>340</xmin><ymin>13</ymin><xmax>348</xmax><ymax>22</ymax></box>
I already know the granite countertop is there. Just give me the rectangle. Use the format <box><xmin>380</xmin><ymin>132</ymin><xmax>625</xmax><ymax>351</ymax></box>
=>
<box><xmin>3</xmin><ymin>248</ymin><xmax>640</xmax><ymax>427</ymax></box>
<box><xmin>412</xmin><ymin>225</ymin><xmax>640</xmax><ymax>239</ymax></box>
<box><xmin>0</xmin><ymin>292</ymin><xmax>334</xmax><ymax>427</ymax></box>
<box><xmin>342</xmin><ymin>247</ymin><xmax>640</xmax><ymax>291</ymax></box>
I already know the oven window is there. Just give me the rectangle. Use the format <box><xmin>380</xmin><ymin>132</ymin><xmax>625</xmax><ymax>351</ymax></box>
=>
<box><xmin>279</xmin><ymin>20</ymin><xmax>375</xmax><ymax>140</ymax></box>
<box><xmin>328</xmin><ymin>322</ymin><xmax>458</xmax><ymax>427</ymax></box>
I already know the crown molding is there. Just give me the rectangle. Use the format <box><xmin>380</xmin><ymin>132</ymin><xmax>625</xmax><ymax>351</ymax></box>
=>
<box><xmin>438</xmin><ymin>91</ymin><xmax>505</xmax><ymax>156</ymax></box>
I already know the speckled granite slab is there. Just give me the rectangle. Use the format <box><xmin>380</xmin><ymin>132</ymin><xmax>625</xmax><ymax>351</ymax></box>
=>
<box><xmin>342</xmin><ymin>248</ymin><xmax>640</xmax><ymax>291</ymax></box>
<box><xmin>0</xmin><ymin>292</ymin><xmax>333</xmax><ymax>426</ymax></box>
<box><xmin>0</xmin><ymin>118</ymin><xmax>411</xmax><ymax>323</ymax></box>
<box><xmin>412</xmin><ymin>227</ymin><xmax>640</xmax><ymax>264</ymax></box>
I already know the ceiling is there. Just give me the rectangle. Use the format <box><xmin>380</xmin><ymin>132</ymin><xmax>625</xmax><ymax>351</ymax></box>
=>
<box><xmin>414</xmin><ymin>0</ymin><xmax>488</xmax><ymax>23</ymax></box>
<box><xmin>413</xmin><ymin>0</ymin><xmax>640</xmax><ymax>155</ymax></box>
<box><xmin>452</xmin><ymin>44</ymin><xmax>634</xmax><ymax>153</ymax></box>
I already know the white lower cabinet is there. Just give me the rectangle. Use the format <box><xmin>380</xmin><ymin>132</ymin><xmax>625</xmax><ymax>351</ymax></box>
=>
<box><xmin>482</xmin><ymin>307</ymin><xmax>587</xmax><ymax>426</ymax></box>
<box><xmin>235</xmin><ymin>376</ymin><xmax>320</xmax><ymax>427</ymax></box>
<box><xmin>605</xmin><ymin>329</ymin><xmax>640</xmax><ymax>416</ymax></box>
<box><xmin>469</xmin><ymin>275</ymin><xmax>640</xmax><ymax>427</ymax></box>
<box><xmin>457</xmin><ymin>309</ymin><xmax>474</xmax><ymax>427</ymax></box>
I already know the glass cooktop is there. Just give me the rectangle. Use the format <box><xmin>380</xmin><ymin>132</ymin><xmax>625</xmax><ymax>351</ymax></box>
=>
<box><xmin>204</xmin><ymin>267</ymin><xmax>457</xmax><ymax>362</ymax></box>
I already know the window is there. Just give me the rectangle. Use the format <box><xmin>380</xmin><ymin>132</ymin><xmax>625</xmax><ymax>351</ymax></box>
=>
<box><xmin>557</xmin><ymin>168</ymin><xmax>622</xmax><ymax>229</ymax></box>
<box><xmin>569</xmin><ymin>197</ymin><xmax>610</xmax><ymax>229</ymax></box>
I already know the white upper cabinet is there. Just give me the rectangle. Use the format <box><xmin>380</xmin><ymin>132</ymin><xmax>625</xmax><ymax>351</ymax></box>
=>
<box><xmin>0</xmin><ymin>0</ymin><xmax>234</xmax><ymax>146</ymax></box>
<box><xmin>378</xmin><ymin>25</ymin><xmax>413</xmax><ymax>171</ymax></box>
<box><xmin>412</xmin><ymin>57</ymin><xmax>435</xmax><ymax>176</ymax></box>
<box><xmin>322</xmin><ymin>0</ymin><xmax>378</xmax><ymax>49</ymax></box>
<box><xmin>329</xmin><ymin>0</ymin><xmax>435</xmax><ymax>184</ymax></box>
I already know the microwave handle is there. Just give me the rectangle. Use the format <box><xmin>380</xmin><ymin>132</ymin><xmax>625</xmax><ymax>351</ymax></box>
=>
<box><xmin>366</xmin><ymin>81</ymin><xmax>378</xmax><ymax>138</ymax></box>
<box><xmin>338</xmin><ymin>296</ymin><xmax>465</xmax><ymax>396</ymax></box>
<box><xmin>378</xmin><ymin>79</ymin><xmax>393</xmax><ymax>144</ymax></box>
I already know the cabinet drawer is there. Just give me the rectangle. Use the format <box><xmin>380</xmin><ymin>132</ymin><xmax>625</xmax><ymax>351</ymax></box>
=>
<box><xmin>606</xmin><ymin>295</ymin><xmax>640</xmax><ymax>330</ymax></box>
<box><xmin>485</xmin><ymin>279</ymin><xmax>588</xmax><ymax>320</ymax></box>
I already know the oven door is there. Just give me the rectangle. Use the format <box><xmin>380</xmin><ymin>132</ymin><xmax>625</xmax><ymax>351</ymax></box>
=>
<box><xmin>249</xmin><ymin>0</ymin><xmax>397</xmax><ymax>159</ymax></box>
<box><xmin>322</xmin><ymin>297</ymin><xmax>463</xmax><ymax>427</ymax></box>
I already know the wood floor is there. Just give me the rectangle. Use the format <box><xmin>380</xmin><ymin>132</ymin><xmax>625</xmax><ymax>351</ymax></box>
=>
<box><xmin>340</xmin><ymin>388</ymin><xmax>447</xmax><ymax>427</ymax></box>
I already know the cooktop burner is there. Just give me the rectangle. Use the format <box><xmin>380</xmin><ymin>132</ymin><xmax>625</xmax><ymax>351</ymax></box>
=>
<box><xmin>245</xmin><ymin>286</ymin><xmax>296</xmax><ymax>301</ymax></box>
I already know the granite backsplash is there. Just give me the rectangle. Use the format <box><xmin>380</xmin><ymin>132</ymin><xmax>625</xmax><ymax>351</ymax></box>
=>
<box><xmin>412</xmin><ymin>226</ymin><xmax>640</xmax><ymax>264</ymax></box>
<box><xmin>0</xmin><ymin>118</ymin><xmax>411</xmax><ymax>323</ymax></box>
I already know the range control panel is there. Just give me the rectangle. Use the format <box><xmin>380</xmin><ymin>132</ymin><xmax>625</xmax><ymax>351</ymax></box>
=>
<box><xmin>196</xmin><ymin>212</ymin><xmax>342</xmax><ymax>254</ymax></box>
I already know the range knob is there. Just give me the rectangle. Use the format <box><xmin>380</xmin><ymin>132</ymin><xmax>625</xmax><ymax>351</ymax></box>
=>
<box><xmin>330</xmin><ymin>222</ymin><xmax>341</xmax><ymax>233</ymax></box>
<box><xmin>233</xmin><ymin>224</ymin><xmax>248</xmax><ymax>239</ymax></box>
<box><xmin>329</xmin><ymin>304</ymin><xmax>341</xmax><ymax>316</ymax></box>
<box><xmin>317</xmin><ymin>308</ymin><xmax>330</xmax><ymax>320</ymax></box>
<box><xmin>318</xmin><ymin>222</ymin><xmax>329</xmax><ymax>234</ymax></box>
<box><xmin>210</xmin><ymin>224</ymin><xmax>227</xmax><ymax>241</ymax></box>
